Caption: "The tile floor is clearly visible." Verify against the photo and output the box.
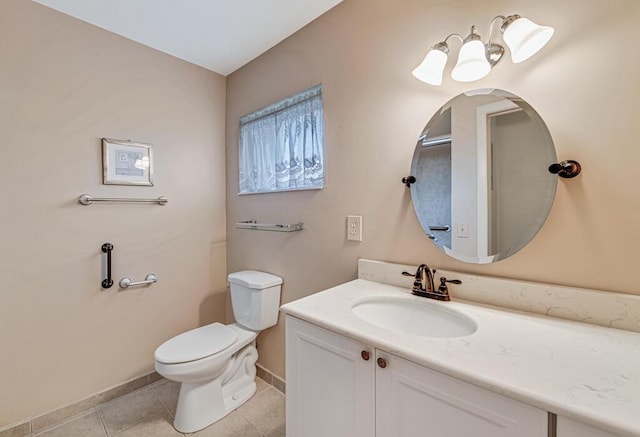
[32,378,285,437]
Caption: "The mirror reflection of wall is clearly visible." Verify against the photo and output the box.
[415,142,451,249]
[410,89,557,264]
[414,107,452,249]
[489,109,553,257]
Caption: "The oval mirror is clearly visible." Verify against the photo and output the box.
[410,89,557,264]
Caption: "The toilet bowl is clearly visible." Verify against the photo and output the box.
[154,270,282,433]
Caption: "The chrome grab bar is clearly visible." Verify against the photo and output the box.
[119,273,158,289]
[79,194,168,206]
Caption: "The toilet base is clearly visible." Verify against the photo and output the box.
[173,378,257,433]
[172,343,258,433]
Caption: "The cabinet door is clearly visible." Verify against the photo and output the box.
[285,316,375,437]
[375,351,547,437]
[557,416,621,437]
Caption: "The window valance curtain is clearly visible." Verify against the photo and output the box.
[238,84,324,194]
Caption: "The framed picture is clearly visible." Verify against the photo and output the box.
[102,138,153,186]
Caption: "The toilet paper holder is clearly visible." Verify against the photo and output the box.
[119,273,158,289]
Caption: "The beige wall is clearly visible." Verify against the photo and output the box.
[226,0,640,378]
[0,1,227,427]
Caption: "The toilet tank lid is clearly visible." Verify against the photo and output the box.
[228,270,282,289]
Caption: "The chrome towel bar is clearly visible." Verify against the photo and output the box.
[79,194,168,206]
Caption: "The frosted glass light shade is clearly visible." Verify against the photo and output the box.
[503,17,554,63]
[451,40,491,82]
[412,48,448,86]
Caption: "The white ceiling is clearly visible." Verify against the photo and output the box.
[33,0,343,75]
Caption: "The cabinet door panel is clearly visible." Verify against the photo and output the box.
[376,351,547,437]
[285,316,375,437]
[557,416,621,437]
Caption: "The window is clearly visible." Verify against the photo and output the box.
[238,84,324,194]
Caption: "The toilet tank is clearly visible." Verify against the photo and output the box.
[227,270,283,331]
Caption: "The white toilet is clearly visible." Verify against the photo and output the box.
[154,270,282,433]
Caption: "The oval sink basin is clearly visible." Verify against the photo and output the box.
[351,297,477,338]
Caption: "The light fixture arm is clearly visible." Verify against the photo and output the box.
[429,34,464,55]
[500,14,521,34]
[442,33,464,45]
[483,17,507,67]
[486,15,506,49]
[463,25,481,43]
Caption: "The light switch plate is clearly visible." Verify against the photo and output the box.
[347,215,362,241]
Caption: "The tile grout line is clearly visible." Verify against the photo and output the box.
[233,386,273,423]
[101,387,155,437]
[95,406,109,437]
[237,411,262,437]
[31,408,100,437]
[262,420,285,437]
[233,390,251,427]
[150,381,176,422]
[108,413,174,437]
[235,386,286,437]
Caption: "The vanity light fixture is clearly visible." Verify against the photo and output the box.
[412,14,554,86]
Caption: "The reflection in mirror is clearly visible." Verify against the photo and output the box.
[410,89,557,264]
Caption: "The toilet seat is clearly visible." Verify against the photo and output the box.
[155,323,239,364]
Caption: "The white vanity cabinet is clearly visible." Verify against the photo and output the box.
[286,315,548,437]
[556,417,621,437]
[285,315,375,437]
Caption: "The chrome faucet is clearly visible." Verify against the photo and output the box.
[402,264,460,301]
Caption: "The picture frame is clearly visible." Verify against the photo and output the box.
[102,138,154,186]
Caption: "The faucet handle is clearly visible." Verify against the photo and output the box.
[403,272,424,293]
[438,277,461,294]
[402,266,427,293]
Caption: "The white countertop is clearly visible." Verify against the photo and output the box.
[280,279,640,436]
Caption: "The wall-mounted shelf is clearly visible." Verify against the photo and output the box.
[236,221,303,232]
